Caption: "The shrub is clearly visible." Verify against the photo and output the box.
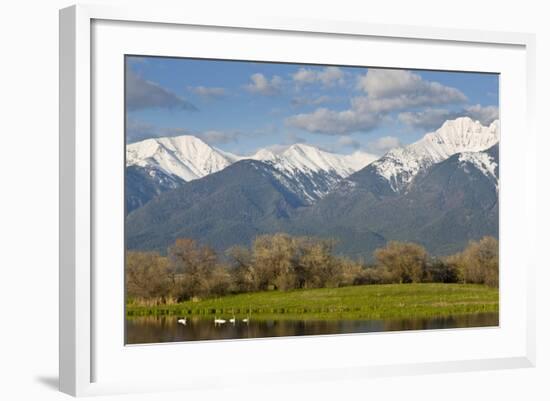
[423,258,460,283]
[355,266,395,285]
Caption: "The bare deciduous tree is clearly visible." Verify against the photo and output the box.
[169,238,218,299]
[226,245,258,292]
[449,236,499,287]
[252,233,298,290]
[125,251,172,303]
[374,241,428,283]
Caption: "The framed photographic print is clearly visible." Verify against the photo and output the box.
[59,4,536,397]
[124,56,501,345]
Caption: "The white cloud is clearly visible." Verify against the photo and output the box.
[291,95,332,107]
[357,69,467,104]
[126,67,197,111]
[245,73,283,95]
[292,67,345,87]
[189,86,226,99]
[318,67,345,86]
[366,136,402,155]
[398,104,499,131]
[292,68,317,84]
[285,100,382,135]
[398,109,455,131]
[463,104,499,125]
[126,119,241,145]
[357,69,420,97]
[286,69,468,135]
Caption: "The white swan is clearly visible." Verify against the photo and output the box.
[229,316,236,324]
[243,306,251,324]
[177,318,187,325]
[214,317,226,325]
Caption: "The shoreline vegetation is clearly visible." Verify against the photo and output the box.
[126,283,499,321]
[126,234,499,321]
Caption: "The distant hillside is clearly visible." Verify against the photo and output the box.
[294,144,499,258]
[126,117,500,260]
[126,165,185,214]
[126,160,307,252]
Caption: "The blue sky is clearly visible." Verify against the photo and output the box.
[125,56,499,156]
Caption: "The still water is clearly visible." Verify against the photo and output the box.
[126,313,499,344]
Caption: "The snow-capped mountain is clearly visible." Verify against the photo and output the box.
[126,117,499,213]
[371,117,499,192]
[250,144,375,178]
[126,165,186,214]
[126,136,239,182]
[126,117,502,261]
[127,143,500,258]
[127,136,378,205]
[249,144,378,202]
[127,136,376,183]
[458,145,499,190]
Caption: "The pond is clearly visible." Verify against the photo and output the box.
[126,312,499,344]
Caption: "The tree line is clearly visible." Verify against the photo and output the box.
[126,234,498,305]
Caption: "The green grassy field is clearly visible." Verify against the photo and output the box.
[126,283,499,321]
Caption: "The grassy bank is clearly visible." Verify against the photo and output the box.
[126,283,498,321]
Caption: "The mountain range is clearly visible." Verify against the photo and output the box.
[125,116,500,260]
[126,135,377,212]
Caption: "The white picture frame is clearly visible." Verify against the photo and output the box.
[59,4,536,397]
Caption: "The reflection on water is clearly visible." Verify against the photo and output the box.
[126,313,499,344]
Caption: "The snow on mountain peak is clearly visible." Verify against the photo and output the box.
[251,142,376,178]
[417,116,499,159]
[458,149,499,186]
[373,117,499,191]
[249,143,378,203]
[127,134,379,202]
[126,117,497,198]
[126,135,238,181]
[344,151,380,172]
[251,148,278,161]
